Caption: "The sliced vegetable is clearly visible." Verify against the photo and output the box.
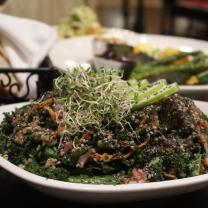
[136,79,167,101]
[138,79,149,89]
[128,79,139,91]
[128,79,150,99]
[132,83,179,110]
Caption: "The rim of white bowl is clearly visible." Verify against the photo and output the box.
[0,101,208,193]
[0,156,208,193]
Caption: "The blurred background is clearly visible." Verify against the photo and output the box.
[1,0,208,104]
[1,0,208,40]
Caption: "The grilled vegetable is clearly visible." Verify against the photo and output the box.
[131,51,208,84]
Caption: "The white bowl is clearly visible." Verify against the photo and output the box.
[0,101,208,203]
[49,28,208,96]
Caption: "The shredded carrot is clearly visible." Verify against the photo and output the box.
[93,140,148,161]
[51,132,57,140]
[163,172,177,179]
[122,150,135,159]
[44,106,56,122]
[93,151,134,161]
[82,132,89,140]
[36,98,54,109]
[50,123,65,140]
[118,141,148,160]
[137,140,148,148]
[140,115,147,126]
[76,149,96,168]
[93,153,113,161]
[152,113,159,128]
[203,157,208,165]
[197,120,208,129]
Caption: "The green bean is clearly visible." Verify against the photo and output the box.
[132,56,208,80]
[147,51,200,66]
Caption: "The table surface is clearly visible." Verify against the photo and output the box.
[0,167,207,208]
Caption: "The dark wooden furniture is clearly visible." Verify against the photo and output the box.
[162,0,208,39]
[133,0,145,32]
[122,0,145,32]
[0,0,7,5]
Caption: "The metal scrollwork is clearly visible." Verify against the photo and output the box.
[8,82,21,98]
[0,68,59,104]
[0,72,12,88]
[18,72,35,100]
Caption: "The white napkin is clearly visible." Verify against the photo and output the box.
[0,13,57,97]
[0,13,57,67]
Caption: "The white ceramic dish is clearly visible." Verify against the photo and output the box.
[49,28,208,95]
[0,101,208,203]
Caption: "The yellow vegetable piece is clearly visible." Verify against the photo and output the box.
[160,48,189,65]
[159,48,180,59]
[133,43,142,53]
[186,76,199,85]
[133,43,156,54]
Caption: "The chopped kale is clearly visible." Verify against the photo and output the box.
[0,69,207,184]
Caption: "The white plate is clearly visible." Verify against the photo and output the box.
[49,28,208,95]
[0,101,208,203]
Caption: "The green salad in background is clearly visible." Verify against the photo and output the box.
[59,6,104,38]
